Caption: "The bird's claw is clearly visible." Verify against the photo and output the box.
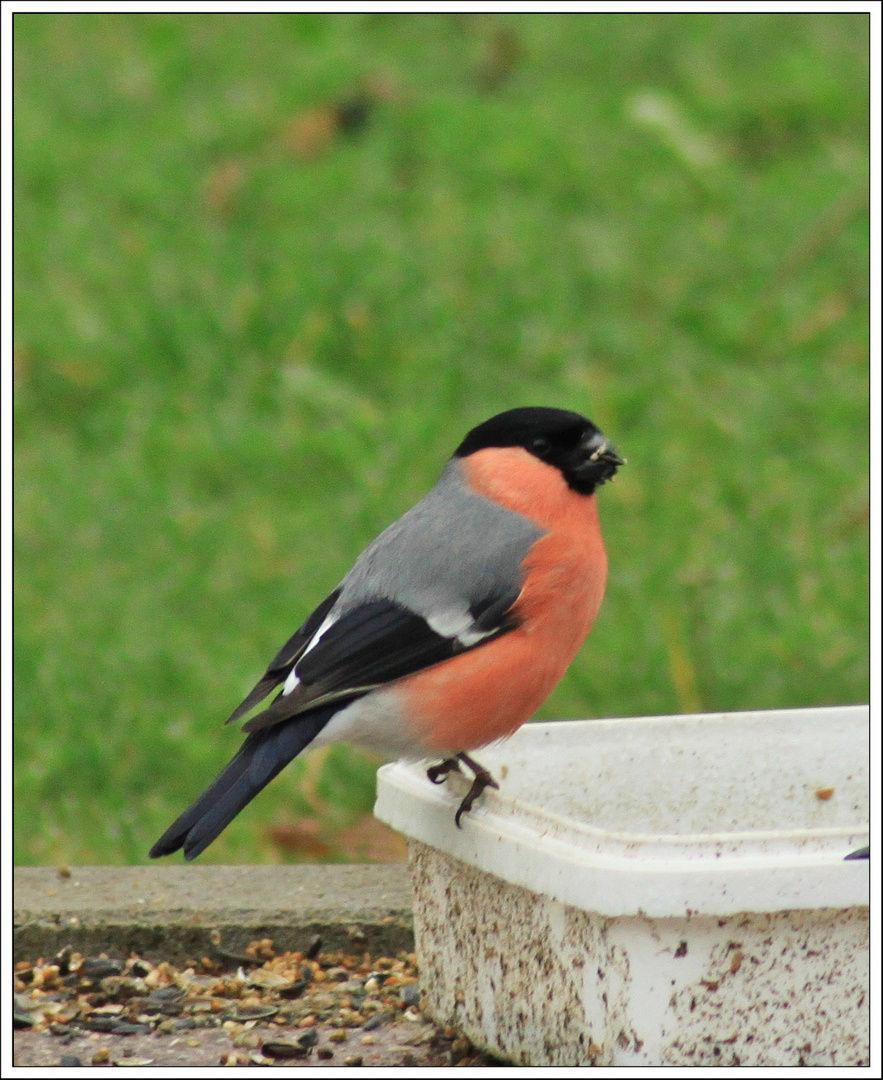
[454,769,500,828]
[426,758,462,784]
[427,752,500,827]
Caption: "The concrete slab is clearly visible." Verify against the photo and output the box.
[14,865,414,963]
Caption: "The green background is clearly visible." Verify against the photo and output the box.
[14,12,869,864]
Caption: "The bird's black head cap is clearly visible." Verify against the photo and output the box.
[453,406,624,495]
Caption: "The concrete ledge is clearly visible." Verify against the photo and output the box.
[14,865,414,964]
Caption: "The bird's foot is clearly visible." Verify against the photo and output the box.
[426,758,462,784]
[453,753,499,828]
[427,753,499,825]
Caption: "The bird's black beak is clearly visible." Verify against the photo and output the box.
[568,429,625,493]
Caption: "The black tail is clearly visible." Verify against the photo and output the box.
[149,708,336,861]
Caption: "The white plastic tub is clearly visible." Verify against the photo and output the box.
[375,706,869,1066]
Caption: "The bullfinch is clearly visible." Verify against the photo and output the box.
[150,406,623,861]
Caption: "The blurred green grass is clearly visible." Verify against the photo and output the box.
[14,12,869,864]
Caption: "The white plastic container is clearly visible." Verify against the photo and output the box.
[375,706,869,1066]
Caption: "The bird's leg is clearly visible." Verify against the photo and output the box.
[453,752,499,828]
[426,757,462,785]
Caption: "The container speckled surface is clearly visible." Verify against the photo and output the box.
[375,707,869,1066]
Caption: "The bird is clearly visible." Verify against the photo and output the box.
[150,406,624,861]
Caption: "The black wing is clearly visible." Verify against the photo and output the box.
[241,594,520,733]
[224,589,341,726]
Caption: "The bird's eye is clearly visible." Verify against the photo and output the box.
[530,436,551,455]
